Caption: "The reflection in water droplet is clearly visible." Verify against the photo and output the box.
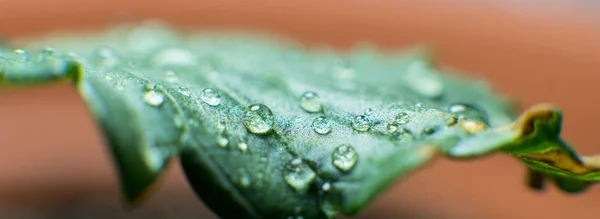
[448,103,489,125]
[332,145,358,173]
[351,115,370,132]
[395,112,409,124]
[143,90,165,107]
[238,169,251,188]
[243,104,275,134]
[200,88,221,106]
[284,158,316,192]
[164,70,179,83]
[299,91,322,113]
[14,49,29,62]
[312,116,332,135]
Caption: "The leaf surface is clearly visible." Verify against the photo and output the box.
[1,21,599,219]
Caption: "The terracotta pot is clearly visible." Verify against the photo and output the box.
[1,1,599,218]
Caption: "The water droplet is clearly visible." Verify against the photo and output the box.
[14,49,29,62]
[216,134,229,148]
[284,158,316,192]
[332,144,358,173]
[385,123,398,133]
[237,139,248,152]
[364,108,374,115]
[395,112,409,124]
[422,126,436,135]
[173,115,184,128]
[238,169,251,188]
[152,48,197,67]
[142,148,167,172]
[39,47,55,61]
[448,103,489,125]
[312,116,332,135]
[299,91,322,113]
[164,70,179,83]
[143,90,164,107]
[351,115,370,132]
[321,182,332,192]
[177,86,191,97]
[93,46,119,67]
[200,88,221,106]
[243,104,275,134]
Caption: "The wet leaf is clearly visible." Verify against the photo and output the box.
[1,21,599,219]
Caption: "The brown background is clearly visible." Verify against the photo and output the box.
[1,0,600,218]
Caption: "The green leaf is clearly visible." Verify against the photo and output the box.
[1,21,599,219]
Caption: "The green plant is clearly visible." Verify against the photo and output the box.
[1,21,599,219]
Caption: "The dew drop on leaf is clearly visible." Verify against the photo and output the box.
[164,70,179,83]
[142,90,165,107]
[200,88,221,106]
[332,144,358,173]
[243,104,275,134]
[312,116,332,135]
[216,133,229,148]
[284,158,316,192]
[364,108,374,115]
[13,49,29,62]
[299,91,322,113]
[177,86,191,97]
[448,103,489,125]
[237,139,248,152]
[321,182,331,192]
[39,47,55,61]
[395,112,409,124]
[385,123,398,133]
[351,115,370,132]
[238,168,251,188]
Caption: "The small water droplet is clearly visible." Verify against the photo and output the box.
[299,91,322,113]
[332,144,358,173]
[173,115,184,128]
[14,49,29,62]
[364,108,374,115]
[448,103,489,125]
[200,88,221,106]
[164,70,179,83]
[284,158,316,192]
[397,128,415,142]
[321,182,332,192]
[385,123,398,133]
[39,47,55,61]
[312,116,332,135]
[395,112,409,124]
[177,86,191,97]
[238,169,251,188]
[143,90,164,107]
[145,83,157,90]
[237,139,248,152]
[243,104,275,134]
[216,134,229,148]
[93,46,119,67]
[351,115,370,132]
[422,126,436,135]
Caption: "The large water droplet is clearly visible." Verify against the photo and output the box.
[351,115,370,132]
[200,88,221,106]
[299,91,323,113]
[284,158,316,192]
[448,103,489,125]
[395,112,409,124]
[312,116,332,135]
[243,104,275,134]
[332,144,358,173]
[143,90,165,107]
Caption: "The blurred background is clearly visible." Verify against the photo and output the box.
[1,0,600,218]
